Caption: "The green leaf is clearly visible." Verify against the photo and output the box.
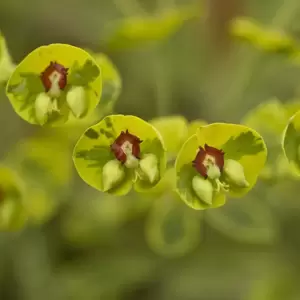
[6,43,102,126]
[205,196,278,244]
[145,193,201,258]
[222,131,265,160]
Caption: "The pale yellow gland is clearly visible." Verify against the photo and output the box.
[35,92,52,125]
[139,154,159,183]
[192,175,213,205]
[48,71,63,97]
[223,159,249,188]
[66,86,87,118]
[203,155,221,180]
[102,159,125,192]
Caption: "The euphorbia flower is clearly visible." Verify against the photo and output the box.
[73,115,166,195]
[175,123,267,210]
[0,166,27,231]
[6,43,102,126]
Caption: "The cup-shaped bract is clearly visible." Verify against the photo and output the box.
[73,115,167,195]
[242,99,300,180]
[0,166,27,231]
[150,115,189,157]
[0,32,15,85]
[6,43,102,126]
[88,51,122,109]
[175,123,267,210]
[282,110,300,175]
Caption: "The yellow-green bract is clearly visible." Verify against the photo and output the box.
[282,110,300,175]
[73,114,167,195]
[175,123,267,210]
[0,166,27,231]
[242,99,300,180]
[0,32,15,85]
[6,43,102,126]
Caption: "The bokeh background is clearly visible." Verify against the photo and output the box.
[1,0,300,299]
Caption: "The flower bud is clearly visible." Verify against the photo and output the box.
[139,154,159,183]
[102,160,125,192]
[192,175,213,205]
[66,86,87,118]
[35,92,52,124]
[223,159,249,188]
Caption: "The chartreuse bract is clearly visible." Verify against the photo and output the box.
[6,43,102,126]
[0,166,27,231]
[282,110,300,175]
[175,123,267,210]
[73,115,166,195]
[242,99,300,180]
[0,32,15,85]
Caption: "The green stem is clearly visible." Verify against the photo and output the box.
[152,45,171,117]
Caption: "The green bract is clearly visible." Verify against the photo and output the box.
[106,5,200,50]
[73,114,166,195]
[242,99,300,180]
[0,32,15,85]
[88,50,122,110]
[175,123,267,210]
[0,166,27,231]
[282,109,300,175]
[6,43,102,126]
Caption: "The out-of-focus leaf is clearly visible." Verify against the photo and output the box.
[205,196,278,244]
[105,5,200,50]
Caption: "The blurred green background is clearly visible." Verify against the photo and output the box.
[1,0,300,299]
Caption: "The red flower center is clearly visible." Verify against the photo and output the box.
[40,61,68,93]
[192,144,224,178]
[110,130,143,164]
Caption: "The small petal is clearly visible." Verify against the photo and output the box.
[35,92,52,125]
[66,86,87,118]
[223,159,249,188]
[192,175,213,205]
[139,154,159,183]
[102,159,125,191]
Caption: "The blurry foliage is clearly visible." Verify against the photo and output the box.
[1,0,300,300]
